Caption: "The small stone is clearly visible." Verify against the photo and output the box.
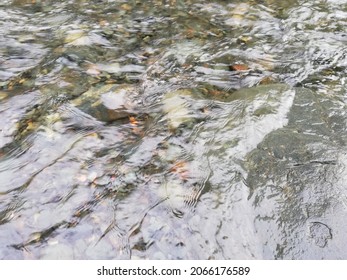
[45,113,61,124]
[259,76,276,85]
[64,30,85,44]
[237,35,252,44]
[96,63,121,74]
[100,88,127,110]
[121,3,132,11]
[68,36,92,46]
[94,176,111,186]
[86,64,101,76]
[0,92,8,100]
[18,34,35,43]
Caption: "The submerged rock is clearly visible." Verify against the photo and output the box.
[162,89,193,130]
[64,30,111,47]
[71,84,137,122]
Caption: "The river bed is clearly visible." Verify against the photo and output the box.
[0,0,347,259]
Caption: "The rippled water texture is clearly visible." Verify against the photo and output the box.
[0,0,346,259]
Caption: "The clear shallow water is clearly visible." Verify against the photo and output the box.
[0,0,346,259]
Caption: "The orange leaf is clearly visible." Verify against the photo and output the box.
[229,64,249,71]
[129,116,138,126]
[209,89,223,96]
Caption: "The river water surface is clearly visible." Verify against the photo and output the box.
[0,0,347,259]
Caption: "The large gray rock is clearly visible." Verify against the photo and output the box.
[245,87,347,259]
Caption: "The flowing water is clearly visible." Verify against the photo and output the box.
[0,0,347,259]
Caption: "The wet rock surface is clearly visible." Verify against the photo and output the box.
[246,87,347,259]
[71,84,139,123]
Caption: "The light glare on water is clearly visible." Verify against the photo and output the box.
[0,0,346,259]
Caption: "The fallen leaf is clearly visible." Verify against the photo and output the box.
[129,116,138,126]
[209,89,224,96]
[170,161,189,180]
[99,20,109,26]
[86,64,101,76]
[229,64,249,71]
[201,107,209,114]
[237,35,252,44]
[121,3,132,11]
[26,121,36,130]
